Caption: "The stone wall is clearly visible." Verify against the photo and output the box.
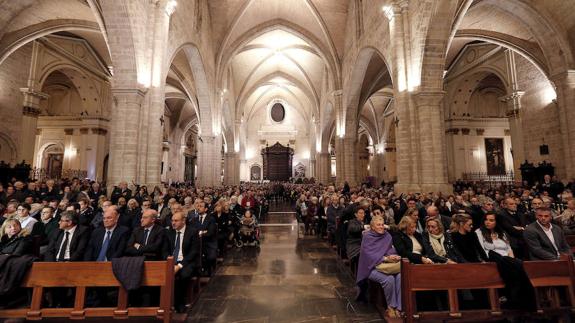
[0,43,32,161]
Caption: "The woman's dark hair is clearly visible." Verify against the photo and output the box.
[479,212,507,243]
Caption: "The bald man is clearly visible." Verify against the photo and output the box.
[125,209,167,260]
[84,207,130,261]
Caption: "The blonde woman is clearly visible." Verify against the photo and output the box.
[0,219,33,256]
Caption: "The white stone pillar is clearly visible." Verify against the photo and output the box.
[141,0,173,187]
[107,88,146,189]
[500,91,525,181]
[415,91,451,193]
[197,135,222,187]
[224,152,240,185]
[552,71,575,180]
[19,90,48,163]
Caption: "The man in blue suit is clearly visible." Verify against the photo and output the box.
[84,206,129,261]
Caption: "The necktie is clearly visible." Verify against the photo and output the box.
[58,231,70,261]
[143,229,150,245]
[173,231,181,259]
[97,231,112,261]
[201,215,205,224]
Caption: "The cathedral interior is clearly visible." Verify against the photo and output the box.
[0,0,573,190]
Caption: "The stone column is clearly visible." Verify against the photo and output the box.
[552,71,575,180]
[19,89,48,163]
[107,88,146,189]
[91,127,108,181]
[316,152,331,184]
[342,136,358,186]
[500,91,525,180]
[335,137,345,186]
[384,145,397,182]
[141,0,173,187]
[224,152,240,185]
[197,136,222,187]
[415,91,451,193]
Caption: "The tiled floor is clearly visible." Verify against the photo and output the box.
[186,202,384,323]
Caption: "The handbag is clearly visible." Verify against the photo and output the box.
[375,261,400,274]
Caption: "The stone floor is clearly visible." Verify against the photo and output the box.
[186,202,384,323]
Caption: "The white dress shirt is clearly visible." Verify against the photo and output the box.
[56,225,77,260]
[175,225,186,263]
[102,226,116,245]
[536,221,559,256]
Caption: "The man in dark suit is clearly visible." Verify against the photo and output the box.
[111,181,132,204]
[125,209,167,260]
[188,201,217,275]
[44,211,89,262]
[524,207,571,260]
[84,207,129,261]
[167,211,201,312]
[499,198,530,259]
[425,206,451,232]
[78,198,95,228]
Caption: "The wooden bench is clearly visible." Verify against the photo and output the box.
[0,257,175,323]
[401,256,575,322]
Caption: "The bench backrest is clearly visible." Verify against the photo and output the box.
[0,257,175,323]
[401,256,575,323]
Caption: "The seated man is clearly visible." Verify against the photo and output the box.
[524,207,571,260]
[84,207,130,261]
[44,211,89,262]
[167,211,200,312]
[125,209,167,260]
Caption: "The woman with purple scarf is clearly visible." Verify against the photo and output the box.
[356,215,402,318]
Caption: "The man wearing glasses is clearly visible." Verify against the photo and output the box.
[44,211,89,262]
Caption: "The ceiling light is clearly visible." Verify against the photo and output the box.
[382,6,394,20]
[165,0,177,15]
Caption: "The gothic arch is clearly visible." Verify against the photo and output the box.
[344,46,393,139]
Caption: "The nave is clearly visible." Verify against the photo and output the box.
[186,203,383,323]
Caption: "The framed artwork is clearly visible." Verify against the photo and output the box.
[485,138,506,175]
[250,164,261,181]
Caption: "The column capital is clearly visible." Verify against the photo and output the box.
[500,91,524,117]
[499,91,525,103]
[414,90,445,106]
[20,88,49,100]
[112,88,147,100]
[22,106,41,117]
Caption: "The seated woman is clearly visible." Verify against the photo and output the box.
[450,214,486,263]
[0,218,33,256]
[356,215,401,318]
[346,207,367,272]
[475,212,536,311]
[392,216,435,264]
[239,210,258,246]
[422,217,460,263]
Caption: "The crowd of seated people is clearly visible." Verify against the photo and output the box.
[289,176,575,318]
[0,176,274,313]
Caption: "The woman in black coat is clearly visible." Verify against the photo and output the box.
[392,216,436,264]
[0,218,33,256]
[421,217,462,263]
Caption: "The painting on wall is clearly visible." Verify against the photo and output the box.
[485,138,506,175]
[250,164,261,181]
[294,162,305,178]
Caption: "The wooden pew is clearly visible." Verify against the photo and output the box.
[565,235,575,253]
[0,257,175,323]
[401,256,575,322]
